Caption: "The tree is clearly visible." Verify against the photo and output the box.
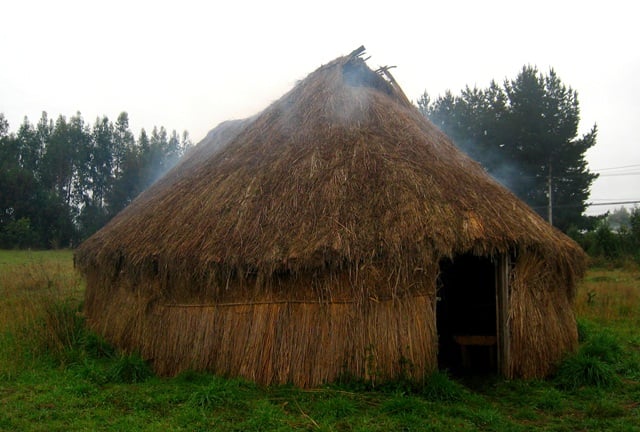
[605,206,630,232]
[27,113,88,246]
[75,116,115,239]
[503,66,597,229]
[181,130,193,155]
[113,112,134,175]
[15,117,41,173]
[0,115,41,248]
[41,115,72,205]
[89,116,115,208]
[630,207,640,250]
[0,114,8,139]
[420,66,598,231]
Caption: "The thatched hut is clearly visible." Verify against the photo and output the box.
[75,47,586,387]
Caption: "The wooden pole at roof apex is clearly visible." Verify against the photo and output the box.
[349,45,367,59]
[377,66,411,106]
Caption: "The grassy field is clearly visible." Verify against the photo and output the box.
[1,251,639,431]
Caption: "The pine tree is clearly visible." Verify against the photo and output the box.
[421,66,598,231]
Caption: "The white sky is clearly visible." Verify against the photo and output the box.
[1,0,638,216]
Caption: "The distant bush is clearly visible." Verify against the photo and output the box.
[571,208,640,264]
[0,218,38,249]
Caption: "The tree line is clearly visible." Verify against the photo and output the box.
[0,112,191,248]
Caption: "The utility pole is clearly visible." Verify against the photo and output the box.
[547,162,553,226]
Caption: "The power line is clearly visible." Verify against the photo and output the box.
[530,200,640,210]
[587,200,640,207]
[598,172,640,177]
[591,163,640,172]
[590,198,640,202]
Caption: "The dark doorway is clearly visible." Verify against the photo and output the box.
[436,254,497,375]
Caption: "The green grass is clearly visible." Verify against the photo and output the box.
[1,251,639,431]
[0,249,75,268]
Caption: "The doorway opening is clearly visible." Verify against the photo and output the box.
[436,253,498,375]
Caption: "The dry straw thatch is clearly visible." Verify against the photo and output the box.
[75,47,586,387]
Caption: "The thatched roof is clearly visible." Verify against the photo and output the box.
[76,47,585,291]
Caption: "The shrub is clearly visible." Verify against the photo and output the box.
[0,218,38,249]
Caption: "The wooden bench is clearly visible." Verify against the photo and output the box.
[453,335,497,369]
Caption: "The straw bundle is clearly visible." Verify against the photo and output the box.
[508,249,581,378]
[76,48,586,386]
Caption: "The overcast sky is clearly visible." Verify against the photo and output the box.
[1,0,638,215]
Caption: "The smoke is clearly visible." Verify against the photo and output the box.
[454,137,534,197]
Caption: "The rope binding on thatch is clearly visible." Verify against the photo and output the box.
[163,293,431,308]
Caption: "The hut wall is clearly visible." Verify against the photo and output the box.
[507,252,578,378]
[83,270,438,388]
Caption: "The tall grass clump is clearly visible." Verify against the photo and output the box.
[555,352,619,390]
[581,332,623,364]
[0,252,85,373]
[555,330,623,390]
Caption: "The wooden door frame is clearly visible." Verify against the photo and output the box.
[495,254,511,376]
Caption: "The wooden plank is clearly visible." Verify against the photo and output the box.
[454,335,497,370]
[453,335,497,346]
[348,45,366,59]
